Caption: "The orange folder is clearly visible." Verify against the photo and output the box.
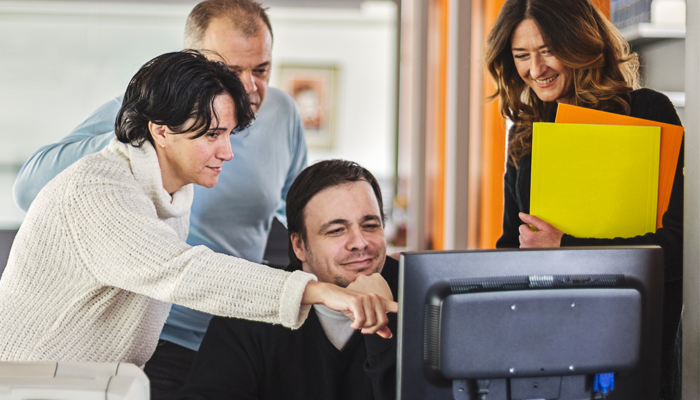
[555,103,684,229]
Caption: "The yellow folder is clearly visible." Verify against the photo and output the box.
[530,122,660,239]
[555,103,684,229]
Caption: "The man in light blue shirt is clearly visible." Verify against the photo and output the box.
[12,0,307,398]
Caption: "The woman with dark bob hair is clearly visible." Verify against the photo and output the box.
[486,0,682,394]
[0,50,395,367]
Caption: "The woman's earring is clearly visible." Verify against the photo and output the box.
[161,143,165,148]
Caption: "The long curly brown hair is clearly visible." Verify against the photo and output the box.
[485,0,640,166]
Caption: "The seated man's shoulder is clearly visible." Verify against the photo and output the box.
[381,256,400,292]
[208,314,294,341]
[205,313,311,357]
[383,255,399,271]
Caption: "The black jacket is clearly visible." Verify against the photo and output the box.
[495,88,683,386]
[177,257,399,400]
[496,88,683,282]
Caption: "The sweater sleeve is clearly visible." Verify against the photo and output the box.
[63,170,314,329]
[496,161,522,248]
[177,317,262,400]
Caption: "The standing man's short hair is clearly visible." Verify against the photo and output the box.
[286,159,385,268]
[184,0,274,49]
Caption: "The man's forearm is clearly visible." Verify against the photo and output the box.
[13,96,123,211]
[14,133,115,210]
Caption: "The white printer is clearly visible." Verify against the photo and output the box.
[0,361,149,400]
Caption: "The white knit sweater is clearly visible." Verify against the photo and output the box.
[0,139,314,367]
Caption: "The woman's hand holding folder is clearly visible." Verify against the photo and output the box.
[518,212,564,248]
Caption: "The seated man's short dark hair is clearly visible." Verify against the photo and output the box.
[285,159,384,268]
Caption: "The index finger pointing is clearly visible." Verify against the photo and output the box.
[383,298,398,314]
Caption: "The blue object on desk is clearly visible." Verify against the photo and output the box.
[594,373,615,394]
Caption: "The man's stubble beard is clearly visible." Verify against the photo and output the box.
[330,261,382,288]
[305,246,384,288]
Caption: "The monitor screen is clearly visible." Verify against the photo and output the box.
[396,247,664,400]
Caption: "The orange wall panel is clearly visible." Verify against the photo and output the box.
[478,79,506,249]
[591,0,611,17]
[477,0,507,249]
[425,0,450,250]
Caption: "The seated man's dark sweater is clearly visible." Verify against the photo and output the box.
[177,256,398,400]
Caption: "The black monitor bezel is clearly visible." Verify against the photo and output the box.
[396,247,664,400]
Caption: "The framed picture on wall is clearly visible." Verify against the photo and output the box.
[277,64,339,150]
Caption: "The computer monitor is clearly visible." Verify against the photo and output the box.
[396,247,664,400]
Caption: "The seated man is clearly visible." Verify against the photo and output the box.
[177,159,397,400]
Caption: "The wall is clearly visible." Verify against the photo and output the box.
[269,2,397,182]
[0,1,188,228]
[637,38,686,121]
[0,0,397,228]
[0,2,189,165]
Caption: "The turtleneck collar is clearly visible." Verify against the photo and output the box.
[105,138,193,220]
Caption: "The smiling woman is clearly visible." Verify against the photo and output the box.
[509,19,573,104]
[0,50,396,368]
[485,0,641,164]
[483,0,684,396]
